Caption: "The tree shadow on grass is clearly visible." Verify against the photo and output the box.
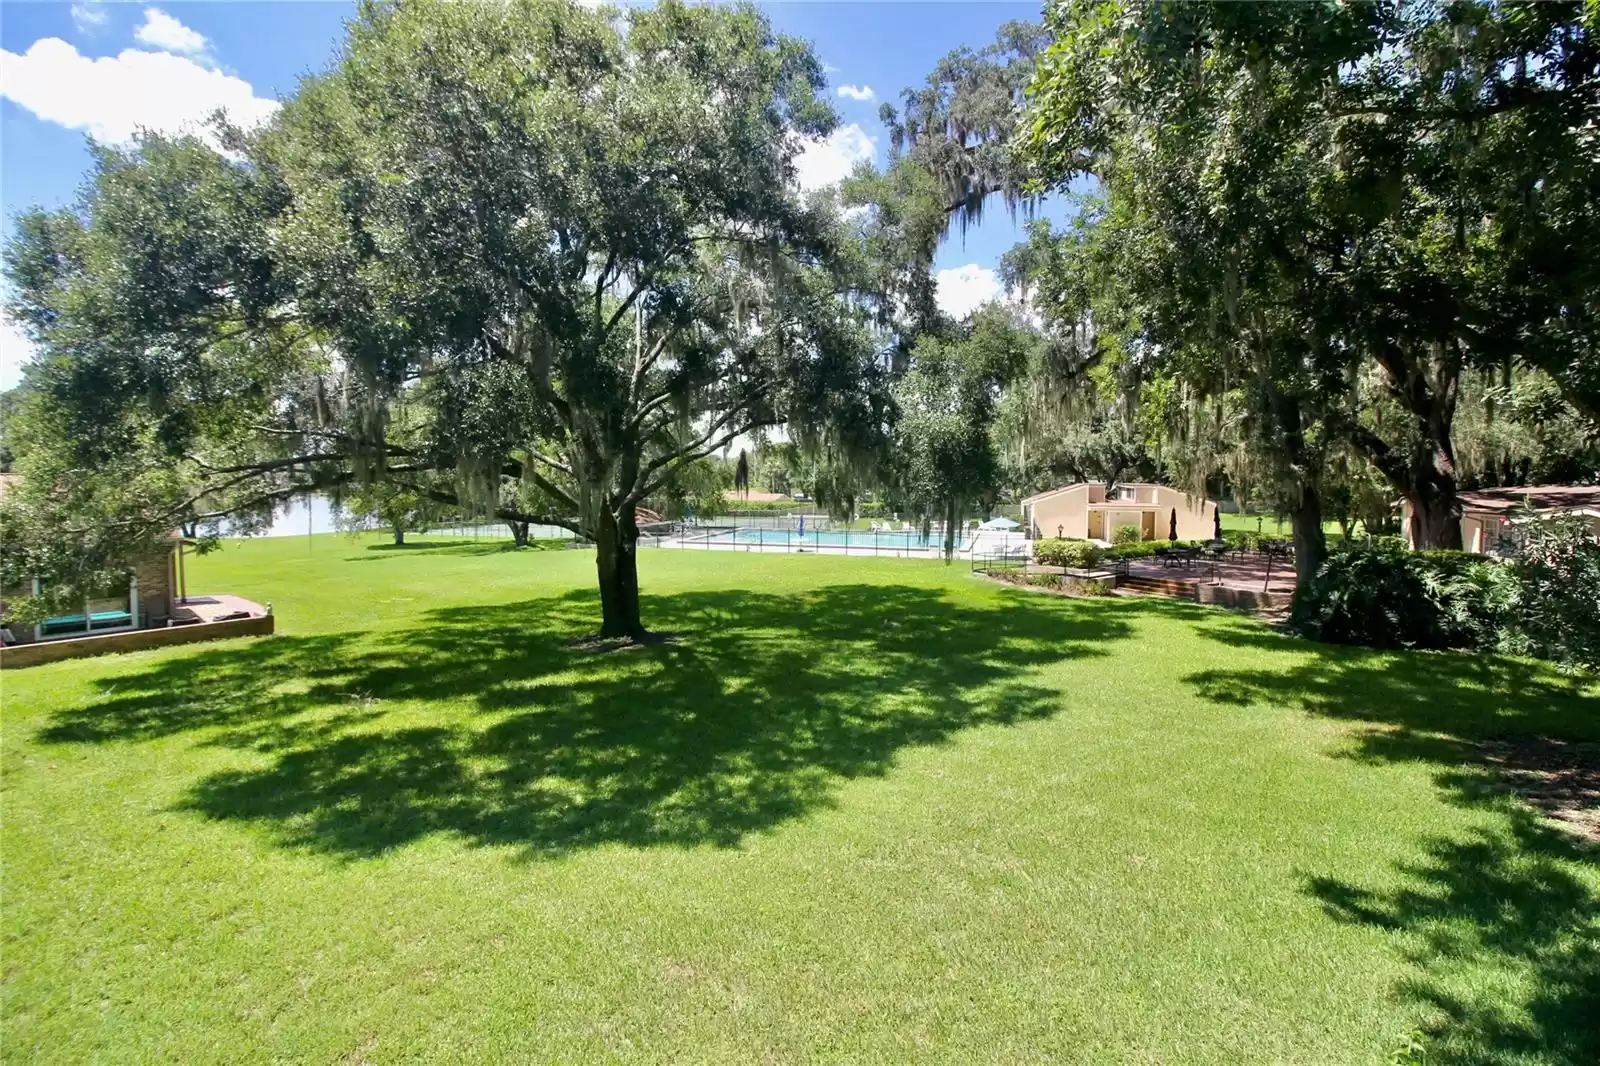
[346,539,536,560]
[40,583,1129,860]
[1309,813,1599,1066]
[1184,623,1600,1066]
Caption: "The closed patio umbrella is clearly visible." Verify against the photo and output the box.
[1213,504,1223,541]
[1169,507,1178,541]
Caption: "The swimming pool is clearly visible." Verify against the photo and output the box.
[726,528,937,549]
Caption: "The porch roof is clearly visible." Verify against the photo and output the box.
[1459,485,1600,518]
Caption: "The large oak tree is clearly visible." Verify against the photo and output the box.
[5,0,890,638]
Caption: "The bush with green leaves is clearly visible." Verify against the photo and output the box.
[1293,518,1599,672]
[722,499,803,513]
[1112,525,1143,547]
[1222,529,1263,552]
[1034,538,1104,569]
[1290,547,1509,651]
[1500,510,1600,671]
[1105,540,1207,561]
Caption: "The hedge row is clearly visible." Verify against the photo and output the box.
[1035,537,1222,566]
[1104,539,1209,561]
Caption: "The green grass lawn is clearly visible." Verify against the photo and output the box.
[4,535,1597,1065]
[1219,511,1353,537]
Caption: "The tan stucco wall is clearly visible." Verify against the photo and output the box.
[1103,508,1147,540]
[1027,485,1214,542]
[1028,485,1089,539]
[1150,487,1215,541]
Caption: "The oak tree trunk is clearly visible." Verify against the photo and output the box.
[1406,469,1464,550]
[1289,485,1327,587]
[507,520,530,548]
[392,526,405,546]
[595,506,643,639]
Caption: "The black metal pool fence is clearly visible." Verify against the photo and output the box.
[430,508,1030,559]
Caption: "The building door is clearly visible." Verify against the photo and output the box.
[1141,511,1156,541]
[1087,511,1104,540]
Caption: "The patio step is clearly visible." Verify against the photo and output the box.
[1119,574,1199,599]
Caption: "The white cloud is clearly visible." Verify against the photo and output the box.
[70,3,108,34]
[836,84,875,102]
[0,38,279,145]
[134,8,207,55]
[0,315,37,392]
[793,123,875,191]
[935,264,1003,320]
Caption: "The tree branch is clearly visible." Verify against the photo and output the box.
[627,418,775,508]
[525,450,573,477]
[628,386,681,436]
[392,479,583,537]
[521,467,581,513]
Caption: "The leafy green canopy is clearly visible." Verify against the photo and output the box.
[889,306,1032,555]
[1021,0,1600,556]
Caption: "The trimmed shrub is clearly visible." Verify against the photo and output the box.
[722,499,804,513]
[1034,538,1104,569]
[1112,524,1143,546]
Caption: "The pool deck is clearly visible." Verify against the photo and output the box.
[1122,555,1298,598]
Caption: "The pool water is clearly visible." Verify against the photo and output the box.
[727,528,937,549]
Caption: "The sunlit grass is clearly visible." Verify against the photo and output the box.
[3,534,1596,1064]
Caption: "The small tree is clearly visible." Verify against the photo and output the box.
[891,307,1030,559]
[336,482,441,547]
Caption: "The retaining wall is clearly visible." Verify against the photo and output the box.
[1,614,274,669]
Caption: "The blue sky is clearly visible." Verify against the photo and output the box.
[1,1,1057,388]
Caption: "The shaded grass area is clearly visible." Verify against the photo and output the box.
[1188,624,1600,1063]
[44,582,1111,858]
[2,535,1596,1064]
